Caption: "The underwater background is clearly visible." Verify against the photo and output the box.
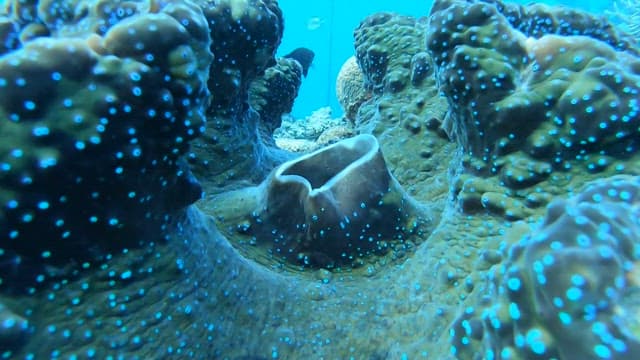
[1,0,640,359]
[277,0,614,118]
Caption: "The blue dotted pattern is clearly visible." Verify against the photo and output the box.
[449,175,640,359]
[426,0,640,170]
[0,0,212,294]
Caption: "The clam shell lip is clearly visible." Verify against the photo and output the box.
[274,134,381,194]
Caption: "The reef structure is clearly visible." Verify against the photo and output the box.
[427,0,640,168]
[450,175,640,359]
[248,56,304,136]
[351,11,453,204]
[336,55,370,123]
[187,0,293,191]
[425,0,640,358]
[426,0,640,220]
[1,0,640,359]
[0,0,212,292]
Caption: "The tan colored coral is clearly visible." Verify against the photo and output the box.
[316,125,355,146]
[336,55,369,122]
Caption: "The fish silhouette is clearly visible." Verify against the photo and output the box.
[283,47,315,77]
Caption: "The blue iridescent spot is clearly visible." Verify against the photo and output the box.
[508,303,520,320]
[550,241,563,250]
[566,287,582,301]
[576,234,591,247]
[611,339,627,352]
[39,157,57,168]
[558,312,572,324]
[526,329,546,355]
[32,126,50,136]
[571,274,585,286]
[10,149,23,158]
[23,100,36,110]
[507,277,521,291]
[619,191,631,201]
[553,297,564,308]
[593,344,611,358]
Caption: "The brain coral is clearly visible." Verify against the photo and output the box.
[427,0,640,173]
[335,55,369,123]
[0,0,212,292]
[450,175,640,359]
[354,12,428,95]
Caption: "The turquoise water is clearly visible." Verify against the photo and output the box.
[278,0,433,118]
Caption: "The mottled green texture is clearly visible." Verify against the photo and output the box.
[427,0,640,221]
[428,0,640,165]
[354,12,425,94]
[450,175,640,359]
[352,12,452,205]
[0,299,29,350]
[0,0,211,291]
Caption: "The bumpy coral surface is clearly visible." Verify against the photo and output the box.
[428,0,640,167]
[352,11,452,204]
[336,55,369,122]
[450,175,640,359]
[248,56,303,134]
[187,0,289,192]
[3,0,640,359]
[427,0,640,223]
[201,0,284,115]
[0,0,212,292]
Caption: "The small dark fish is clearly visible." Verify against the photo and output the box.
[283,47,315,77]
